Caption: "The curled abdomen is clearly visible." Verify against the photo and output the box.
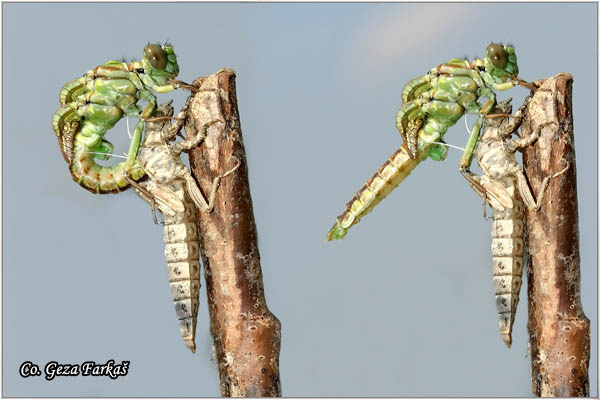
[53,102,145,194]
[70,139,144,194]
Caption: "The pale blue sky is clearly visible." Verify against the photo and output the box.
[3,2,597,397]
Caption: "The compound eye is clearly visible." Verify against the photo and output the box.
[487,43,508,69]
[144,44,167,69]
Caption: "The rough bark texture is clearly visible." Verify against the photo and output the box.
[184,69,282,397]
[521,73,590,397]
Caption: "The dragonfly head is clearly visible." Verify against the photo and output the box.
[142,43,180,84]
[483,43,519,83]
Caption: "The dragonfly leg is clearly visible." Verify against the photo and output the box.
[124,118,144,171]
[499,96,530,138]
[170,119,224,155]
[516,159,570,211]
[459,114,483,172]
[162,97,193,141]
[127,178,162,224]
[184,156,241,213]
[395,100,424,159]
[506,122,555,153]
[514,77,538,91]
[169,79,200,92]
[461,170,490,219]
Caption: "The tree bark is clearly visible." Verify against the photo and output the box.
[184,69,282,397]
[522,73,590,397]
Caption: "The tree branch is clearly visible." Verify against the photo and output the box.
[184,69,282,397]
[522,73,590,397]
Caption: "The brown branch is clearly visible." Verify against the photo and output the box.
[184,69,282,397]
[522,73,590,397]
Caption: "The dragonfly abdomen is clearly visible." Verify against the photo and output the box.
[327,145,426,240]
[491,182,524,348]
[163,186,201,353]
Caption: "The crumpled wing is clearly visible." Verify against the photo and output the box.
[481,177,514,211]
[151,185,186,216]
[51,105,80,164]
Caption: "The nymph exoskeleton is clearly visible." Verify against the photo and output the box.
[129,100,239,353]
[462,98,569,348]
[52,43,196,193]
[327,43,533,240]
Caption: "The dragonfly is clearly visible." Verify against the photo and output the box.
[52,43,196,193]
[327,43,534,240]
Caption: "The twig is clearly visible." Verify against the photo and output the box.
[521,73,590,397]
[184,69,282,397]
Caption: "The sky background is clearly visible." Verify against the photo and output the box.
[2,2,597,397]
